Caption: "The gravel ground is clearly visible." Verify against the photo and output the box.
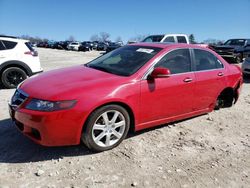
[0,48,250,188]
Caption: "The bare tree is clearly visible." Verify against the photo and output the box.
[115,36,122,42]
[90,34,100,42]
[100,32,110,42]
[67,35,75,42]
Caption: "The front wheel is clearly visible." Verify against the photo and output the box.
[81,105,130,152]
[236,53,243,64]
[1,67,27,89]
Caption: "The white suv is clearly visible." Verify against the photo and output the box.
[142,34,190,44]
[67,42,81,51]
[0,36,43,88]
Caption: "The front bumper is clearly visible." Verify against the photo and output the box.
[8,103,84,146]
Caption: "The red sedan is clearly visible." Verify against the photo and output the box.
[9,43,242,151]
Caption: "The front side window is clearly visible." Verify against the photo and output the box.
[87,45,162,76]
[194,49,224,71]
[163,36,175,43]
[155,49,191,74]
[1,40,17,50]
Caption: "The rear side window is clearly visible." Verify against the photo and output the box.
[194,49,224,71]
[2,40,17,50]
[155,49,191,74]
[177,36,187,43]
[0,41,6,50]
[163,36,175,43]
[142,35,164,42]
[25,42,35,51]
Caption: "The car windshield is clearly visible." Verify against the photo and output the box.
[86,45,162,76]
[224,39,246,46]
[142,35,164,42]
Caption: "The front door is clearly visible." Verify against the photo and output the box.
[139,48,195,125]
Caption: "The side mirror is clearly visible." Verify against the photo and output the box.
[149,67,171,79]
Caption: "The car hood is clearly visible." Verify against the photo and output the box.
[213,45,242,51]
[20,65,127,101]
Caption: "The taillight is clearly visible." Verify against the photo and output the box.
[24,51,38,57]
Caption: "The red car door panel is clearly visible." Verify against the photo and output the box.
[140,72,196,124]
[192,49,227,110]
[194,70,226,110]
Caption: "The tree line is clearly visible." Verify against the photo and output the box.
[1,33,224,45]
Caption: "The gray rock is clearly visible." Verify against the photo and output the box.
[131,181,138,187]
[35,169,45,176]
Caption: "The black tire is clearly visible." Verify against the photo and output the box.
[81,105,130,152]
[1,67,27,89]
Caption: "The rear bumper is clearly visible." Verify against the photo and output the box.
[9,104,84,146]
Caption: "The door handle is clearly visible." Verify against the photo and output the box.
[183,78,193,83]
[217,72,224,76]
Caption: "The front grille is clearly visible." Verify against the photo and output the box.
[215,48,234,56]
[218,51,234,56]
[11,89,29,107]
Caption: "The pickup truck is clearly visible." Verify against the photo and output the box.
[142,34,190,44]
[210,39,250,63]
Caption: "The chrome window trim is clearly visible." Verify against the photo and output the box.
[141,47,193,80]
[141,47,226,80]
[192,48,225,70]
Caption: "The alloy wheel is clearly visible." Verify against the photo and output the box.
[92,110,126,147]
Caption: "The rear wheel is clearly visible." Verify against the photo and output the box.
[214,89,234,110]
[81,105,130,152]
[1,67,27,89]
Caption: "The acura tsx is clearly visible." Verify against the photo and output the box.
[9,43,242,151]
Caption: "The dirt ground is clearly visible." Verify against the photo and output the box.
[0,48,250,188]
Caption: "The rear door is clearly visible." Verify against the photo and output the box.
[140,48,195,124]
[192,49,226,110]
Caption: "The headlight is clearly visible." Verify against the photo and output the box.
[25,99,77,111]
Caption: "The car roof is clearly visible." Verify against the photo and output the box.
[129,42,206,50]
[0,36,29,43]
[226,39,250,41]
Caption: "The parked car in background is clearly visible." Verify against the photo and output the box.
[58,41,71,50]
[51,41,60,49]
[92,41,99,50]
[106,41,123,52]
[242,56,250,77]
[78,41,92,51]
[142,34,190,44]
[46,41,56,48]
[67,42,81,51]
[97,42,108,51]
[210,39,250,63]
[37,41,49,48]
[9,43,242,152]
[0,35,43,88]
